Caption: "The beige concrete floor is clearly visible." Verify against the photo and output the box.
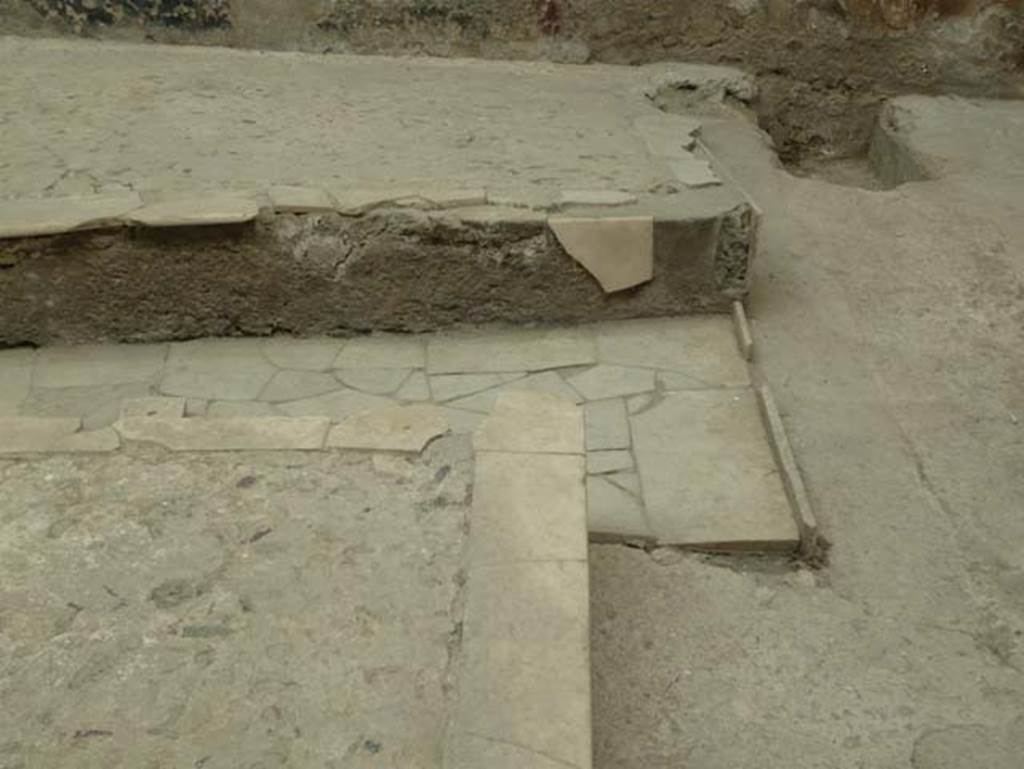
[590,98,1024,767]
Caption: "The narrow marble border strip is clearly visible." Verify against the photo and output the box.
[127,194,260,227]
[447,395,591,769]
[117,416,329,451]
[732,299,754,362]
[755,384,824,559]
[0,417,120,454]
[472,390,585,454]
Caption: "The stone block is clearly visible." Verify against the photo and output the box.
[584,398,630,451]
[162,339,275,400]
[20,382,153,429]
[184,398,209,417]
[329,186,404,215]
[587,475,652,542]
[455,560,591,769]
[118,416,329,451]
[567,364,656,401]
[430,372,524,402]
[605,470,642,496]
[393,371,431,401]
[558,190,638,207]
[259,370,340,402]
[473,391,584,455]
[206,401,281,417]
[325,404,449,453]
[586,449,633,474]
[1,415,78,442]
[435,406,486,435]
[128,194,260,227]
[120,397,186,419]
[633,113,702,158]
[631,389,799,549]
[261,337,342,371]
[446,371,581,413]
[756,384,821,555]
[446,731,580,769]
[276,388,392,419]
[732,299,754,362]
[335,368,411,395]
[669,156,721,187]
[470,451,586,567]
[595,316,749,387]
[0,417,119,453]
[35,343,165,388]
[268,185,337,213]
[396,187,488,210]
[0,349,34,416]
[427,328,596,374]
[334,335,425,369]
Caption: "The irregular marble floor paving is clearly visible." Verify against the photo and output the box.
[0,317,798,549]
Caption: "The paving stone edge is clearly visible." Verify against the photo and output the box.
[754,383,825,560]
[0,185,726,240]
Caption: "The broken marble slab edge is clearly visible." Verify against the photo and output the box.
[0,184,698,240]
[587,530,656,546]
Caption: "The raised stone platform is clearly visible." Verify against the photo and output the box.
[0,37,760,345]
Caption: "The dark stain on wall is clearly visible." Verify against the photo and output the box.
[536,0,561,35]
[28,0,231,31]
[316,0,494,38]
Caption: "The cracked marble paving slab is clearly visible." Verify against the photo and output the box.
[326,404,449,452]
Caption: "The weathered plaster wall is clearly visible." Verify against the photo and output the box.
[1,0,1022,158]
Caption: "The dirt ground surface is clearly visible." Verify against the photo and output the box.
[589,99,1024,766]
[3,1,1022,163]
[0,439,472,769]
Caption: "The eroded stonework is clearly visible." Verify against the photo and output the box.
[28,0,230,31]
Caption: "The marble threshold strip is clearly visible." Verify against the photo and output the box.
[0,398,452,454]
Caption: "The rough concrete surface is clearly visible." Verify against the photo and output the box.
[0,37,747,199]
[590,97,1024,766]
[0,440,472,768]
